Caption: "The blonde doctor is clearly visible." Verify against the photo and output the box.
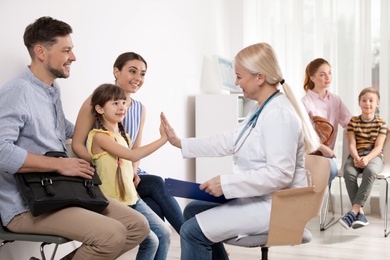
[162,42,320,260]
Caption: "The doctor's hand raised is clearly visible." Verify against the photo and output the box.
[199,176,223,197]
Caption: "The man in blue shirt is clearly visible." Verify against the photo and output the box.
[0,16,149,260]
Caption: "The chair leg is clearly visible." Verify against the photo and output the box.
[320,185,337,230]
[261,247,268,260]
[383,179,389,238]
[40,242,59,260]
[338,176,344,216]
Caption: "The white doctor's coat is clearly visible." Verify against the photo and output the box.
[181,94,308,242]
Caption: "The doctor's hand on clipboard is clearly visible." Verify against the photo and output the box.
[200,176,223,197]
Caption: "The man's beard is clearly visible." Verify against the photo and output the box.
[48,65,69,79]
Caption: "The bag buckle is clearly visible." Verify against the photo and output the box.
[84,179,94,188]
[84,180,97,198]
[41,178,53,186]
[41,178,56,196]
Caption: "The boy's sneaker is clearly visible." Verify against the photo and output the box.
[352,212,369,229]
[339,211,356,229]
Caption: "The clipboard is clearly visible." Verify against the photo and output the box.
[164,178,230,204]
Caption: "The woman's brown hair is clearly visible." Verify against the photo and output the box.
[113,52,147,80]
[303,58,330,93]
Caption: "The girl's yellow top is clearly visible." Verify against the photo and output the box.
[87,129,138,206]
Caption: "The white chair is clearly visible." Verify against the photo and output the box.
[376,134,390,237]
[325,130,390,237]
[224,155,330,260]
[319,130,348,230]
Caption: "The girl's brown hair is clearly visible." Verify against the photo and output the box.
[303,58,330,93]
[91,83,130,200]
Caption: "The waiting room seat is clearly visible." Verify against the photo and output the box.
[376,134,390,237]
[0,220,70,260]
[0,139,77,259]
[324,130,390,237]
[223,155,330,260]
[319,130,348,231]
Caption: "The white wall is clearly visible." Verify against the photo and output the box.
[0,0,243,258]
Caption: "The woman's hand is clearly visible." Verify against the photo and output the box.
[199,176,223,197]
[133,172,141,188]
[319,144,336,158]
[161,112,182,148]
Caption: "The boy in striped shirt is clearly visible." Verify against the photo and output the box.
[339,87,387,229]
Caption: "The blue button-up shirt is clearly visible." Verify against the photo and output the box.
[0,67,74,226]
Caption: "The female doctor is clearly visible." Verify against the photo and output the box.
[161,42,320,260]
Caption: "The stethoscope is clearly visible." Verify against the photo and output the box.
[233,89,281,154]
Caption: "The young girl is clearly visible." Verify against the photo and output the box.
[72,52,184,234]
[88,83,171,260]
[339,87,387,229]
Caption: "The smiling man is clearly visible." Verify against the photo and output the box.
[0,16,149,260]
[24,17,76,83]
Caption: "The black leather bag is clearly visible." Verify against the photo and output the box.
[15,151,109,216]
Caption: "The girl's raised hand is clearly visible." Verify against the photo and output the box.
[160,112,182,148]
[159,118,168,141]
